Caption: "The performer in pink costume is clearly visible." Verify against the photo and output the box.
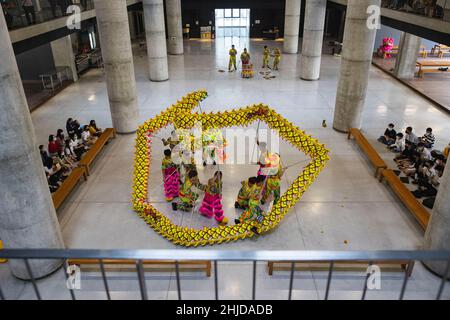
[162,149,180,201]
[378,37,394,59]
[199,171,228,225]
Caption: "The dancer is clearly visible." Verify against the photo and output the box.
[235,177,258,210]
[235,175,266,225]
[228,45,238,72]
[173,170,205,212]
[262,45,270,68]
[273,48,281,70]
[261,154,284,205]
[199,171,228,225]
[162,149,180,202]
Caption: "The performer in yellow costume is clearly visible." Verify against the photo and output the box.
[235,176,266,225]
[173,170,205,212]
[228,45,237,72]
[261,156,284,205]
[262,46,270,68]
[273,48,281,70]
[235,177,257,209]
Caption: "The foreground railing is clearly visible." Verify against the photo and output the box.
[0,249,449,300]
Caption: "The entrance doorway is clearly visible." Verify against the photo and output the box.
[215,9,250,38]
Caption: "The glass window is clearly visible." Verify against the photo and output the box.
[233,9,240,17]
[240,9,248,18]
[224,9,232,18]
[216,9,224,18]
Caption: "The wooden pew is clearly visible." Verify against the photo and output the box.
[268,260,414,277]
[52,167,87,210]
[68,259,212,277]
[347,128,387,178]
[379,169,430,230]
[416,60,450,78]
[79,128,116,176]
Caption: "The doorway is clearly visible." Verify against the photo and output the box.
[215,8,250,38]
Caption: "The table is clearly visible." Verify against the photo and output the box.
[38,66,70,90]
[416,60,450,78]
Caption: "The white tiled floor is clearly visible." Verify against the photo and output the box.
[1,38,450,300]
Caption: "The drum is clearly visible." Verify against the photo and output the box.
[241,63,254,79]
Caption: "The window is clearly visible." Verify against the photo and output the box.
[215,8,250,38]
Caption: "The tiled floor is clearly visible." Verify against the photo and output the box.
[2,38,450,300]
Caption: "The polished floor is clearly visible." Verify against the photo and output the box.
[1,38,450,299]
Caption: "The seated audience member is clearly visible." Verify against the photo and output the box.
[69,133,86,160]
[89,120,103,137]
[421,127,435,149]
[388,133,405,153]
[417,142,433,161]
[81,125,97,146]
[48,135,59,155]
[64,139,78,162]
[378,123,397,146]
[56,129,65,153]
[66,118,75,136]
[44,157,63,184]
[405,127,419,146]
[39,145,50,166]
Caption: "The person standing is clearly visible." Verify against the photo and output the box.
[273,47,281,70]
[262,45,270,68]
[228,45,237,72]
[22,0,36,25]
[240,48,251,65]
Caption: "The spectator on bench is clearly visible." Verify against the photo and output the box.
[64,139,78,162]
[89,120,103,137]
[81,125,97,147]
[48,135,59,155]
[421,127,435,149]
[39,145,51,166]
[378,123,397,146]
[56,129,65,154]
[69,133,87,160]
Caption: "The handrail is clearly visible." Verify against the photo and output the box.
[1,249,450,261]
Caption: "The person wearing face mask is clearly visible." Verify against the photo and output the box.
[378,123,397,146]
[48,135,59,155]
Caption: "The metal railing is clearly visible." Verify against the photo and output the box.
[0,249,449,300]
[3,0,95,31]
[381,0,449,21]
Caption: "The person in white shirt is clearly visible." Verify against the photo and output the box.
[405,127,419,145]
[389,133,405,153]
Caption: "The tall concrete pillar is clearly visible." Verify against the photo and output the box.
[166,0,184,55]
[283,0,301,54]
[51,35,79,82]
[143,0,169,81]
[424,160,450,277]
[393,32,421,79]
[300,0,327,80]
[0,13,64,280]
[332,0,381,133]
[94,0,140,133]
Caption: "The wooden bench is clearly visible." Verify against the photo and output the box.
[79,128,116,176]
[379,169,430,230]
[52,167,87,210]
[347,128,387,178]
[268,260,414,277]
[68,259,212,277]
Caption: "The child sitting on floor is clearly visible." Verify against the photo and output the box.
[162,149,180,202]
[378,123,397,146]
[235,177,258,210]
[199,171,228,225]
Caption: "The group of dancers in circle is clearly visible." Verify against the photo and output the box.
[160,128,284,233]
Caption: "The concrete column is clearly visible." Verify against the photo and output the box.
[393,32,421,79]
[143,0,169,81]
[51,35,79,82]
[424,160,450,277]
[166,0,184,55]
[0,13,64,280]
[300,0,327,80]
[94,0,140,133]
[283,0,301,54]
[332,0,381,133]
